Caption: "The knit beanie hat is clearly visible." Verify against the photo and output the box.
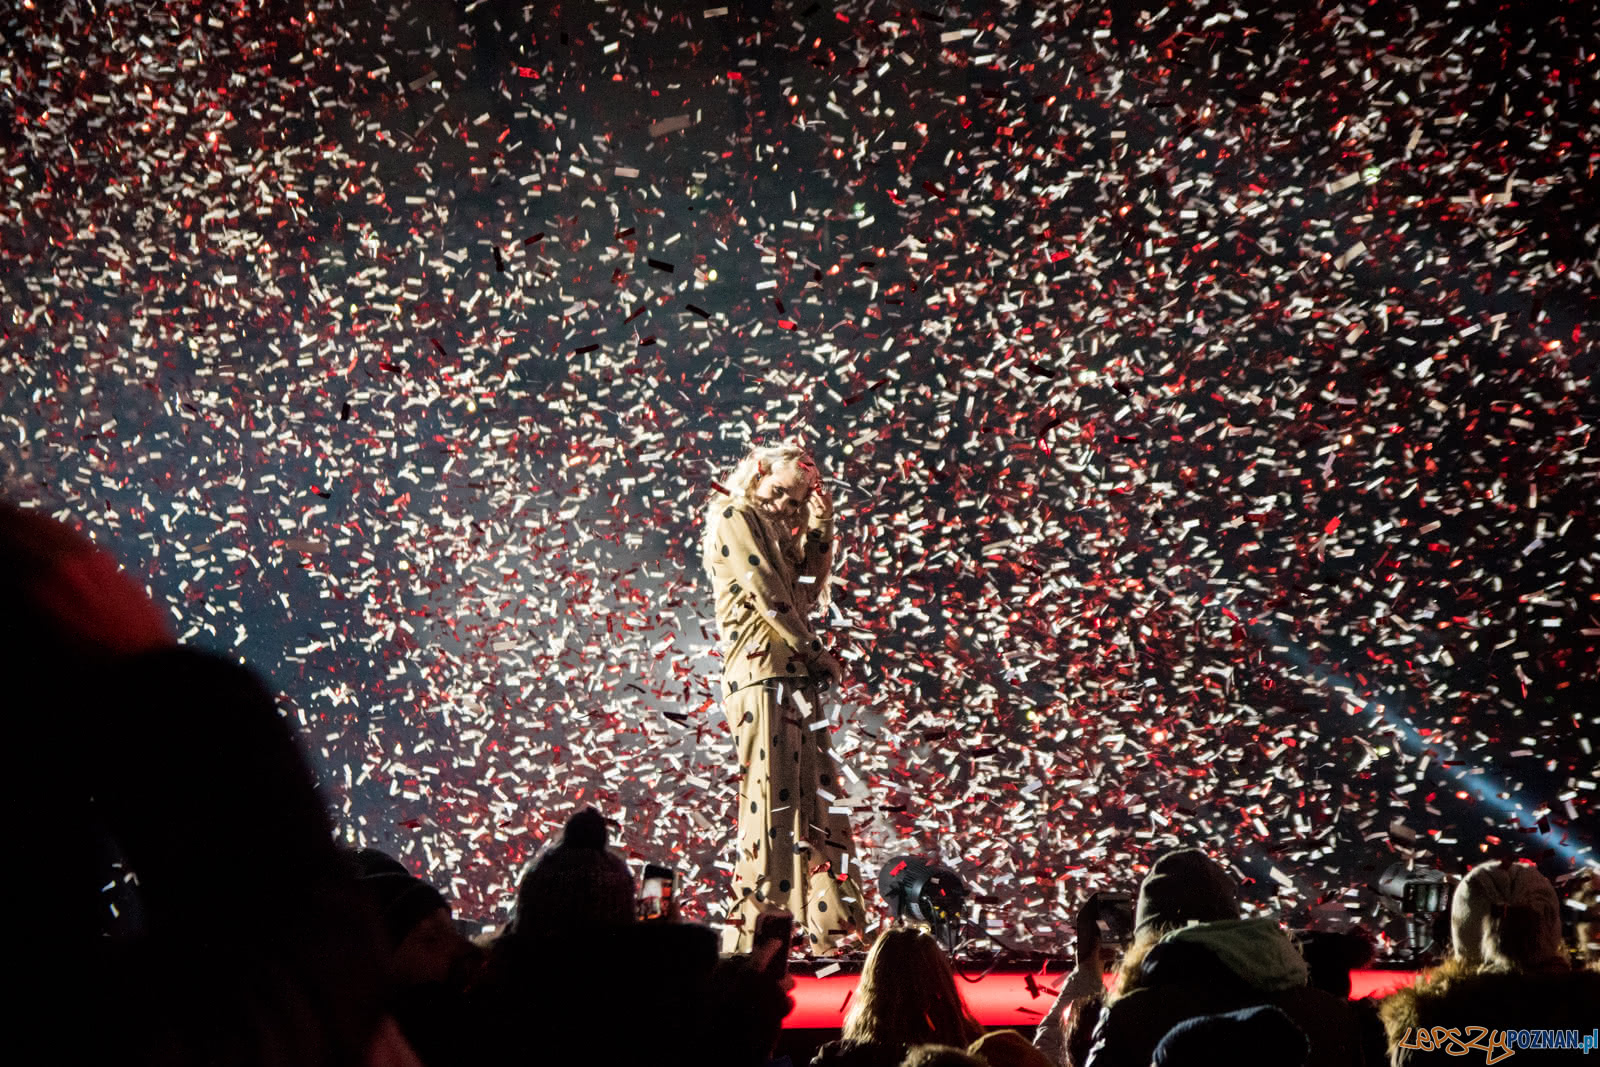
[1450,860,1565,971]
[1136,849,1240,933]
[360,871,449,948]
[514,806,635,938]
[1153,1005,1308,1067]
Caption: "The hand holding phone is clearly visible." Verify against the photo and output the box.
[1078,891,1134,973]
[751,911,794,980]
[639,864,677,921]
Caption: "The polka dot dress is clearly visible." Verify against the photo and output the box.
[704,501,866,954]
[723,678,866,953]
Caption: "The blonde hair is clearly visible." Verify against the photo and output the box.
[701,443,832,608]
[841,926,983,1050]
[1106,926,1172,1002]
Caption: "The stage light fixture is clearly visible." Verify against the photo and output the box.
[1377,861,1451,962]
[878,854,968,950]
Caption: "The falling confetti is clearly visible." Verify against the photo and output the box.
[2,0,1595,949]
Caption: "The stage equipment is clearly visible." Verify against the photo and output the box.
[878,854,968,951]
[1378,862,1451,962]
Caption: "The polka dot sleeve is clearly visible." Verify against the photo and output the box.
[795,514,835,613]
[711,505,818,656]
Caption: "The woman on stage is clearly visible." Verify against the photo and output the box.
[702,443,868,954]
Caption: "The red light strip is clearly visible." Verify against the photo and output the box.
[784,969,1418,1029]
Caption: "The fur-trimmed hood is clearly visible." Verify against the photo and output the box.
[1379,958,1475,1040]
[1380,957,1600,1060]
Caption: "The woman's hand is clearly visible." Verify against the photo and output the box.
[810,648,843,690]
[806,479,833,528]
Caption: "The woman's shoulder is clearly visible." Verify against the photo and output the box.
[709,497,756,527]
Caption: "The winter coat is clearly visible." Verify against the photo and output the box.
[1378,957,1600,1067]
[1084,919,1371,1067]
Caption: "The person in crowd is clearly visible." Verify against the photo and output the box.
[1033,894,1126,1066]
[1379,860,1600,1066]
[2,501,416,1066]
[468,805,793,1067]
[704,942,803,1067]
[1296,929,1375,1002]
[902,1047,986,1067]
[1298,928,1387,1067]
[701,442,867,954]
[351,852,484,1067]
[512,805,638,937]
[970,1028,1058,1067]
[1570,867,1598,965]
[1082,848,1369,1067]
[468,806,664,1062]
[813,926,984,1067]
[1151,1005,1309,1067]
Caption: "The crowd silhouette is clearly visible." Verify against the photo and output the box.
[8,502,1595,1067]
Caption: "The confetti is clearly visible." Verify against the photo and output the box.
[3,0,1593,947]
[648,114,693,138]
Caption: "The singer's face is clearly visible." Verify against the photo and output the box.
[756,462,810,522]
